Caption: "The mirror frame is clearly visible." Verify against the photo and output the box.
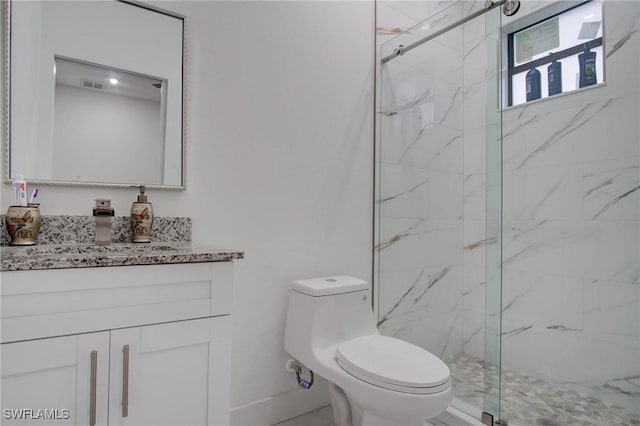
[2,0,187,190]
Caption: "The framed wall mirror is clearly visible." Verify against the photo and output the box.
[2,0,186,188]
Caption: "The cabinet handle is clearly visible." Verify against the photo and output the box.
[90,350,97,426]
[122,345,129,418]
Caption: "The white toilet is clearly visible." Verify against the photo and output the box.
[284,276,452,426]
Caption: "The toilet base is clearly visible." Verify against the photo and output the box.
[329,382,444,426]
[329,382,352,426]
[334,403,424,426]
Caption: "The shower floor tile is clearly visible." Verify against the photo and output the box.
[445,352,640,426]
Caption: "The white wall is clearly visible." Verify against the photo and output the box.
[52,84,162,184]
[1,1,375,424]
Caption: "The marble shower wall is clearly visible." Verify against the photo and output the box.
[497,0,640,414]
[376,0,639,414]
[376,0,487,360]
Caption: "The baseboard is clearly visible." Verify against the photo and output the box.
[230,385,484,426]
[230,380,329,426]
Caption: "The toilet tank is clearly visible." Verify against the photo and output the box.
[284,276,379,362]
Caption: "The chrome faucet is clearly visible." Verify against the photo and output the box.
[93,199,114,245]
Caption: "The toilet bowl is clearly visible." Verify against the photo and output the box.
[284,276,452,426]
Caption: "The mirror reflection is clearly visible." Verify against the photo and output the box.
[6,0,184,188]
[53,57,167,184]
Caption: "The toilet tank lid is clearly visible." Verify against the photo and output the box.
[292,276,368,297]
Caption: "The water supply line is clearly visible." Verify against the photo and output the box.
[286,359,315,390]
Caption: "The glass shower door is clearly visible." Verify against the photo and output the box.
[377,0,640,423]
[496,1,640,424]
[375,1,506,422]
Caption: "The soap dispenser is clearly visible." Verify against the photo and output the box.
[130,185,154,243]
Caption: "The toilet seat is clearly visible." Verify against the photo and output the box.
[336,335,450,395]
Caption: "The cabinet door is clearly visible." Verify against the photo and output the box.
[109,317,230,426]
[1,332,110,426]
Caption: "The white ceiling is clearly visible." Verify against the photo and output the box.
[55,57,164,103]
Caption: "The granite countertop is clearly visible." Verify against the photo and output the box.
[1,242,244,271]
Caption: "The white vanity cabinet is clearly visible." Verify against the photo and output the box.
[2,331,111,426]
[108,317,230,426]
[0,261,235,426]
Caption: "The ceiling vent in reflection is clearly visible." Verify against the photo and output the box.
[81,79,104,90]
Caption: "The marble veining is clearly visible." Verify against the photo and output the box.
[583,161,640,219]
[464,236,496,251]
[515,99,613,170]
[463,326,482,347]
[1,242,244,272]
[380,88,431,116]
[605,375,640,398]
[375,217,425,251]
[462,0,484,18]
[501,325,533,337]
[522,178,563,219]
[379,177,430,203]
[436,86,461,125]
[503,103,560,136]
[402,132,462,164]
[590,185,640,220]
[606,29,638,59]
[546,325,582,332]
[438,309,461,358]
[463,35,485,60]
[378,267,428,327]
[605,3,639,60]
